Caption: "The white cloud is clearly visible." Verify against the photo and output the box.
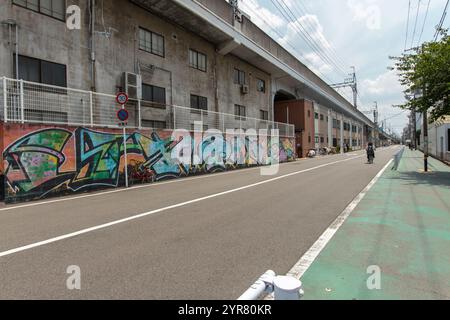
[346,0,381,30]
[361,70,404,96]
[239,0,284,29]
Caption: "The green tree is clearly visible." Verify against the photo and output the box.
[392,30,450,121]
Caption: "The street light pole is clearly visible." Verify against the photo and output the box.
[423,110,429,172]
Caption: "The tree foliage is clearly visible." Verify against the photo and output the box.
[392,30,450,121]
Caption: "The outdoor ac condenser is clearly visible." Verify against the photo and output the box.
[123,72,142,100]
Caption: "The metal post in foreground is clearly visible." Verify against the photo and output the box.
[238,270,275,301]
[238,271,304,301]
[3,77,7,123]
[273,276,304,300]
[423,111,429,172]
[19,79,24,123]
[123,124,129,188]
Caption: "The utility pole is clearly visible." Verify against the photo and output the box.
[412,107,417,150]
[423,110,429,171]
[373,101,379,147]
[330,67,358,109]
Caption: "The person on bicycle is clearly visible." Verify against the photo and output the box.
[366,142,375,162]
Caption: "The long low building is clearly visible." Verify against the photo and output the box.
[0,0,380,202]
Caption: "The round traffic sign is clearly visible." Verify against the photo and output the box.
[117,109,129,122]
[116,92,128,105]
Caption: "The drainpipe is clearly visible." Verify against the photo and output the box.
[90,0,96,91]
[15,23,18,81]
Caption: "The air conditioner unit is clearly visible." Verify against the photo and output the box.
[123,72,142,100]
[241,84,249,94]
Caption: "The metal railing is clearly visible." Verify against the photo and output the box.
[0,77,295,137]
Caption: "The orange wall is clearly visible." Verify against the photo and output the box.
[274,99,315,157]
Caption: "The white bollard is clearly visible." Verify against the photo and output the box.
[238,270,276,300]
[273,276,303,300]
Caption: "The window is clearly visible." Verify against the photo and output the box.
[190,95,208,112]
[321,137,325,143]
[142,84,166,105]
[189,49,207,72]
[234,68,246,85]
[333,119,338,129]
[308,110,311,118]
[256,79,265,93]
[139,28,165,57]
[13,0,65,21]
[235,104,246,119]
[15,55,67,87]
[260,110,269,120]
[315,136,319,143]
[333,138,338,147]
[320,114,324,121]
[25,109,67,123]
[141,119,166,129]
[315,113,319,120]
[308,135,311,143]
[326,116,329,122]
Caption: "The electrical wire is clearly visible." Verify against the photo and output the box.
[405,0,411,50]
[434,0,450,40]
[417,0,431,46]
[410,0,422,48]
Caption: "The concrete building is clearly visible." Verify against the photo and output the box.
[0,0,375,145]
[427,116,450,162]
[1,0,401,203]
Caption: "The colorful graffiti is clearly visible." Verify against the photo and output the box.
[1,124,295,202]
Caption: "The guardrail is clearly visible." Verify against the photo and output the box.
[238,270,304,300]
[0,77,295,137]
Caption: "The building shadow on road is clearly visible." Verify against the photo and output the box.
[389,171,450,189]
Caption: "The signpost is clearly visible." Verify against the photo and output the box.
[116,92,129,187]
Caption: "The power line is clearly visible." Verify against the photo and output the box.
[405,0,412,50]
[239,1,336,84]
[286,0,350,74]
[417,0,431,45]
[434,0,450,41]
[270,0,349,78]
[410,0,422,48]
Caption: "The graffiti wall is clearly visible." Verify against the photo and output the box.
[1,123,295,203]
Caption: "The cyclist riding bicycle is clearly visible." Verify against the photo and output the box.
[366,142,375,163]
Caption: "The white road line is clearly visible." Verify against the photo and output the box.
[0,164,265,212]
[0,150,369,213]
[0,155,364,258]
[286,157,394,280]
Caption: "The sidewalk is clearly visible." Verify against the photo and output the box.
[300,148,450,300]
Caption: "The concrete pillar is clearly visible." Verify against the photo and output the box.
[328,109,332,148]
[340,114,344,154]
[356,125,360,150]
[349,120,353,150]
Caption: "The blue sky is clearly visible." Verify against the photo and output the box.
[237,0,449,135]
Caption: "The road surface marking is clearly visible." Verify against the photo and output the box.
[0,155,365,258]
[0,150,371,213]
[286,157,394,280]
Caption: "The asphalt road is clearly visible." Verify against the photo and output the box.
[0,146,400,299]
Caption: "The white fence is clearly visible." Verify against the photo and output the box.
[0,77,295,137]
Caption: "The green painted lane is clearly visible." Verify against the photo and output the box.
[300,148,450,300]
